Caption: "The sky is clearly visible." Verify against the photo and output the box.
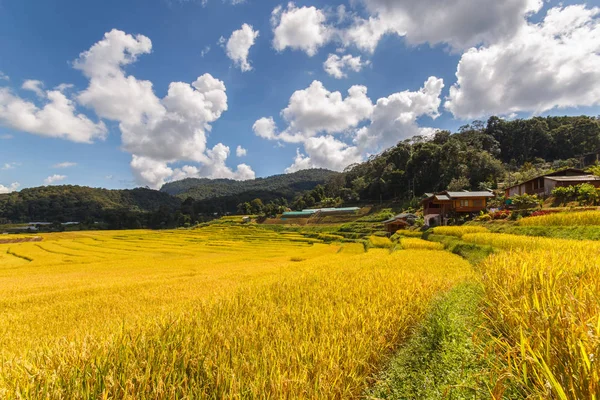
[1,0,600,192]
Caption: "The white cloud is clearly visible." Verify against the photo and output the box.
[277,81,373,142]
[0,72,9,81]
[256,77,443,173]
[53,161,77,168]
[344,0,543,52]
[22,80,45,97]
[44,174,67,185]
[130,156,174,189]
[267,0,544,57]
[200,46,211,57]
[0,182,19,194]
[224,24,259,72]
[323,54,369,79]
[54,83,74,92]
[0,134,12,139]
[355,76,444,151]
[1,162,20,170]
[253,117,278,140]
[71,29,254,188]
[236,145,247,157]
[272,3,332,56]
[105,175,114,180]
[285,136,362,172]
[445,5,600,119]
[0,87,107,143]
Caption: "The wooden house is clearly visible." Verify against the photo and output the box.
[504,169,600,197]
[421,191,494,226]
[383,213,417,234]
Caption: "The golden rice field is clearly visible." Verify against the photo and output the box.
[431,225,489,237]
[448,228,600,398]
[0,225,473,399]
[519,210,600,226]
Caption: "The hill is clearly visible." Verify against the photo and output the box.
[160,169,339,200]
[0,185,181,224]
[289,115,600,211]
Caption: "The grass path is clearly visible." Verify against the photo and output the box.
[367,283,490,399]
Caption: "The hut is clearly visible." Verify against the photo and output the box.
[383,213,417,235]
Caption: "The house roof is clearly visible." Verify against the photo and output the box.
[504,168,587,190]
[421,190,494,204]
[445,191,495,198]
[383,213,417,224]
[545,175,600,182]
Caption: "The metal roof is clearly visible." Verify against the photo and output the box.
[504,168,587,190]
[301,207,361,213]
[282,211,316,217]
[435,195,451,201]
[446,191,495,198]
[545,175,600,182]
[383,213,417,224]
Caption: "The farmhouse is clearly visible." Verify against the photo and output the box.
[383,213,417,235]
[504,168,600,197]
[421,191,494,226]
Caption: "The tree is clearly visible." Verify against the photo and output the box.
[250,198,264,215]
[447,176,471,191]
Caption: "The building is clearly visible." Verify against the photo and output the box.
[504,169,600,197]
[383,213,417,235]
[421,191,495,226]
[281,207,361,220]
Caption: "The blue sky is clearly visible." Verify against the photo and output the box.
[1,0,599,191]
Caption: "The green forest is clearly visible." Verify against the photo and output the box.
[1,115,599,229]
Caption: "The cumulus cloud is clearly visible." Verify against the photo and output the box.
[355,76,444,151]
[0,72,9,81]
[323,54,369,78]
[224,24,259,72]
[53,161,77,168]
[277,81,373,142]
[343,0,543,52]
[255,77,443,172]
[268,0,543,57]
[445,4,600,119]
[272,3,332,56]
[0,182,19,194]
[22,80,45,97]
[236,145,247,157]
[71,29,254,188]
[0,87,107,143]
[44,174,67,185]
[285,136,362,172]
[253,117,278,140]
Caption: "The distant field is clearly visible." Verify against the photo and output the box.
[0,225,472,398]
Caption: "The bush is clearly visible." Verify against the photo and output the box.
[490,210,511,220]
[511,193,540,210]
[552,184,600,206]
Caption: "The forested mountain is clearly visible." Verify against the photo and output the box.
[0,186,181,226]
[161,169,339,200]
[288,116,600,210]
[2,115,599,227]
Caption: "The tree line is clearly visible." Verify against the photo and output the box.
[278,115,600,212]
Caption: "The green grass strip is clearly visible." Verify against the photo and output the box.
[367,282,489,399]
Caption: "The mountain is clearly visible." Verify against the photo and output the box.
[160,169,339,200]
[0,185,181,223]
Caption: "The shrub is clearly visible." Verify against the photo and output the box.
[511,193,540,210]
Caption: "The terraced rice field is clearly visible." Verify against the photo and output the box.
[0,225,473,399]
